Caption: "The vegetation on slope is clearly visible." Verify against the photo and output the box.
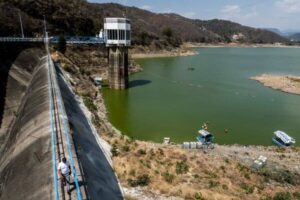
[0,0,288,46]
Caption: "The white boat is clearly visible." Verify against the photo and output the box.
[272,130,296,147]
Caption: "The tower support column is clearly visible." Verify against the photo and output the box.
[108,47,129,90]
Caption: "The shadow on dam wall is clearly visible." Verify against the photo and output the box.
[0,45,54,200]
[0,43,43,132]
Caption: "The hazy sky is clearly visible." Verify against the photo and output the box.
[88,0,300,31]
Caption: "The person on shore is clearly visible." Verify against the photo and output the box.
[58,157,71,194]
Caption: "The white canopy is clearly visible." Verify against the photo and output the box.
[198,129,212,137]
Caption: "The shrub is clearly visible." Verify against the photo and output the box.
[149,149,155,156]
[258,168,297,185]
[82,95,97,112]
[222,184,228,190]
[260,197,272,200]
[273,192,292,200]
[137,149,146,155]
[145,162,151,169]
[205,170,218,178]
[162,27,173,38]
[126,137,134,144]
[128,174,150,187]
[275,171,295,185]
[220,165,226,172]
[136,31,152,46]
[194,192,205,200]
[240,182,254,194]
[62,64,73,73]
[193,174,200,179]
[293,192,300,199]
[158,148,164,156]
[244,173,250,180]
[176,161,189,174]
[237,163,249,172]
[111,144,118,157]
[208,180,219,188]
[162,171,175,183]
[92,114,100,127]
[224,158,230,163]
[129,169,136,177]
[122,145,130,152]
[79,68,85,75]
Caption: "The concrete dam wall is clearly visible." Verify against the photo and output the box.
[0,46,54,199]
[0,44,123,199]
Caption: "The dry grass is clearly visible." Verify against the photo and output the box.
[109,136,300,200]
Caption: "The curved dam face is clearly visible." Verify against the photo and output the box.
[0,45,53,199]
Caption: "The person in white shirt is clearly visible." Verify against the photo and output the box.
[57,157,71,194]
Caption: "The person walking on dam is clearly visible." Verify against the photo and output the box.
[58,157,71,194]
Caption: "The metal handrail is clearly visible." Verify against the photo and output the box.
[48,55,82,200]
[0,37,105,44]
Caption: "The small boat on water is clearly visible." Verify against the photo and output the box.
[197,129,214,144]
[272,130,296,147]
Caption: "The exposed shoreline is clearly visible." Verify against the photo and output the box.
[131,50,198,59]
[251,74,300,95]
[184,42,300,48]
[131,49,198,59]
[130,42,300,59]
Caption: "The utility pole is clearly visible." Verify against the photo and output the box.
[43,15,47,37]
[43,15,49,47]
[18,12,24,38]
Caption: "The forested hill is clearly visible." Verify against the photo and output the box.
[0,0,288,45]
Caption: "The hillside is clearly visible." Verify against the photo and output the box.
[195,19,288,43]
[263,28,284,36]
[0,0,288,45]
[289,33,300,42]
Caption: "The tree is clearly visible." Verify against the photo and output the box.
[58,34,66,54]
[138,31,149,46]
[162,27,173,38]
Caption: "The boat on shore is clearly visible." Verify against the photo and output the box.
[272,130,296,147]
[197,129,214,144]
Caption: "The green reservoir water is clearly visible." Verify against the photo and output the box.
[103,48,300,146]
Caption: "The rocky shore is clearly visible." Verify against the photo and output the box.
[251,74,300,95]
[131,49,198,59]
[185,42,300,48]
[130,45,198,59]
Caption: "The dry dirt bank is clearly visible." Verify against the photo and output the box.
[130,45,198,59]
[185,42,300,48]
[251,74,300,95]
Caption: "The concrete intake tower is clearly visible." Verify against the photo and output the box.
[104,18,131,90]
